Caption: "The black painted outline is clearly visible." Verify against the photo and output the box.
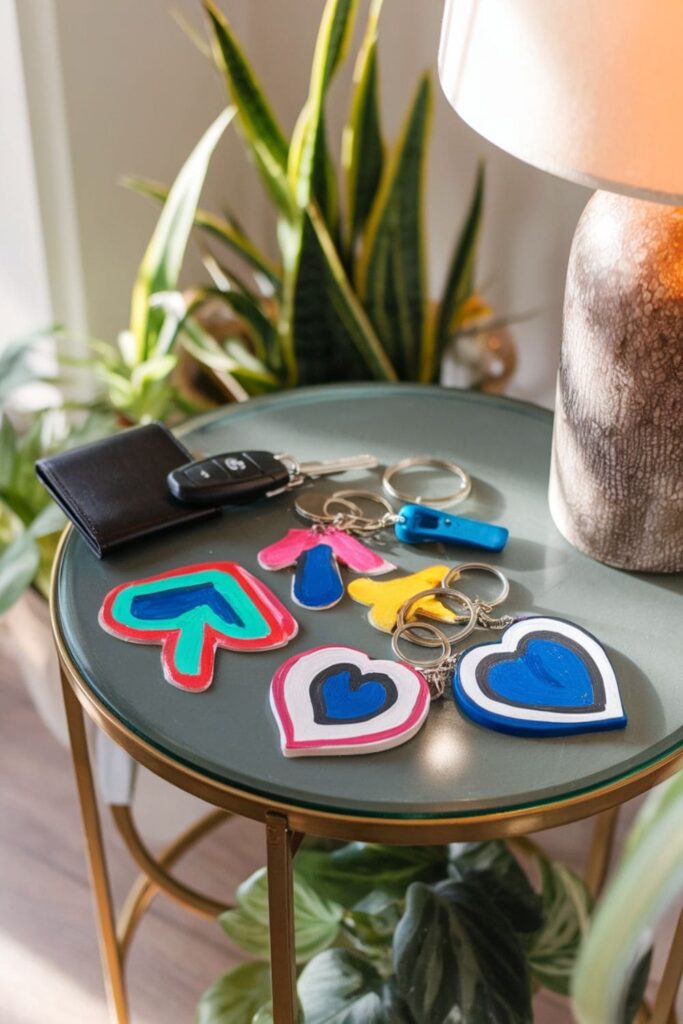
[309,662,399,725]
[475,629,607,715]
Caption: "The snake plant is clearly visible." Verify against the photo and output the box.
[130,0,488,397]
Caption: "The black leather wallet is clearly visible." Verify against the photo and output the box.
[35,422,219,558]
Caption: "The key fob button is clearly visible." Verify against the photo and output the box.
[216,454,263,481]
[183,461,230,485]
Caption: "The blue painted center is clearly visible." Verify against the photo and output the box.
[131,583,244,628]
[486,637,595,708]
[320,669,388,720]
[293,543,344,609]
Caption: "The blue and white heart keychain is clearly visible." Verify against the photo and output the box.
[392,563,627,737]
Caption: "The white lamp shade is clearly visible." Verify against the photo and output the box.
[439,0,683,203]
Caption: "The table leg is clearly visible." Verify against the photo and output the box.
[265,811,299,1024]
[584,805,620,898]
[61,671,129,1024]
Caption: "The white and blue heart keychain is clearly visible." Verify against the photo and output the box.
[392,564,627,738]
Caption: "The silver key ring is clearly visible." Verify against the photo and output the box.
[443,562,510,609]
[323,489,396,532]
[382,456,472,508]
[395,587,477,647]
[391,620,452,669]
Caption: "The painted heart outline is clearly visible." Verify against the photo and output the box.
[270,645,430,756]
[454,616,627,737]
[99,562,298,692]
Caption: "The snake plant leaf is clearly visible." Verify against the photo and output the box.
[218,867,343,965]
[572,772,683,1024]
[189,285,279,368]
[204,0,294,218]
[180,319,280,396]
[124,177,282,290]
[429,162,485,376]
[298,949,413,1024]
[356,75,432,379]
[394,879,533,1024]
[342,0,384,260]
[289,0,358,235]
[283,206,397,385]
[527,852,592,995]
[128,108,233,363]
[195,960,272,1024]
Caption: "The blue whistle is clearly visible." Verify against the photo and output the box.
[394,504,509,552]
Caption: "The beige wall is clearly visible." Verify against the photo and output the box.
[18,0,589,407]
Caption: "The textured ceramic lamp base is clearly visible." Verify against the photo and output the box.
[549,191,683,572]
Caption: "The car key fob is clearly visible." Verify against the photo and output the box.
[167,451,291,506]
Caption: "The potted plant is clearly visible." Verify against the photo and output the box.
[196,837,600,1023]
[130,0,508,397]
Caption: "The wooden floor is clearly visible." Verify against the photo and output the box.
[1,640,679,1023]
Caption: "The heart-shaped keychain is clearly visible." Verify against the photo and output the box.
[270,645,430,756]
[454,616,627,736]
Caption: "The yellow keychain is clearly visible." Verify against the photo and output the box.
[348,565,457,633]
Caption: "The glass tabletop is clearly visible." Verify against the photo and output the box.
[55,384,683,819]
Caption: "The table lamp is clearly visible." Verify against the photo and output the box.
[439,0,683,573]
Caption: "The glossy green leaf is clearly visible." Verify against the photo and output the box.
[180,319,280,396]
[342,0,384,258]
[219,867,343,964]
[393,879,533,1024]
[125,177,281,289]
[573,772,683,1024]
[429,163,485,378]
[289,0,357,226]
[250,1005,274,1024]
[527,852,592,995]
[450,841,543,935]
[282,205,397,385]
[205,0,293,217]
[27,502,66,539]
[298,949,413,1024]
[295,842,447,906]
[195,961,271,1024]
[346,889,402,968]
[356,75,431,379]
[0,530,40,615]
[129,108,233,361]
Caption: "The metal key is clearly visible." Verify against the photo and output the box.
[167,450,378,506]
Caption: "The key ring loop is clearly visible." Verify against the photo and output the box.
[395,587,477,647]
[323,489,396,532]
[382,456,472,508]
[391,620,452,669]
[443,562,510,609]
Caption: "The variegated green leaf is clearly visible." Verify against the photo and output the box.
[342,0,384,260]
[283,205,397,385]
[195,961,271,1024]
[289,0,358,234]
[219,867,343,964]
[573,773,683,1024]
[129,108,233,362]
[189,285,279,368]
[124,177,282,290]
[428,162,485,378]
[356,75,431,379]
[527,853,592,995]
[0,531,40,615]
[204,0,294,217]
[180,319,280,396]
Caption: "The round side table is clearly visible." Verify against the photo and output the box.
[51,385,683,1024]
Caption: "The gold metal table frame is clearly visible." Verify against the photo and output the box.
[52,546,683,1024]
